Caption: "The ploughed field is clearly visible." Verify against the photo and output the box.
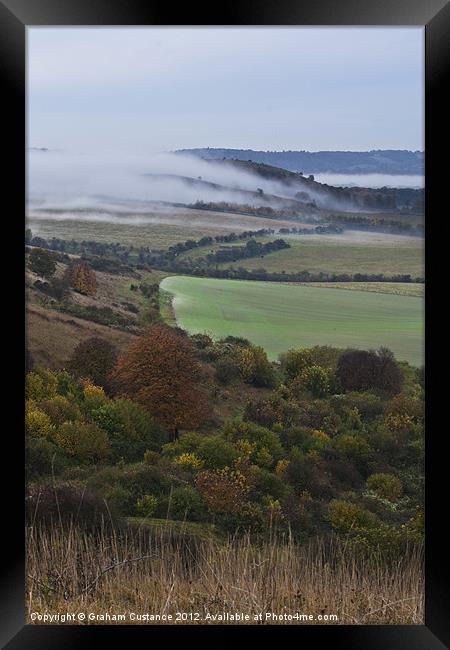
[161,276,424,366]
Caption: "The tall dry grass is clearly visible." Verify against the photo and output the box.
[26,520,424,625]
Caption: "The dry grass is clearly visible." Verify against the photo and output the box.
[26,521,424,625]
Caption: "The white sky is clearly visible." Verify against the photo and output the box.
[27,27,424,154]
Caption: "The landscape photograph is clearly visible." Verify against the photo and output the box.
[25,27,425,625]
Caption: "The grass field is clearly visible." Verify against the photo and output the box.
[26,208,300,249]
[217,233,424,277]
[27,521,424,625]
[296,282,424,297]
[178,230,424,277]
[161,276,424,366]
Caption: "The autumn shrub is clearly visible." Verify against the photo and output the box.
[195,468,249,515]
[291,365,331,398]
[27,247,56,278]
[279,348,314,382]
[286,452,333,499]
[189,333,214,350]
[55,370,84,400]
[67,337,118,389]
[25,404,55,439]
[244,395,301,428]
[214,357,241,385]
[26,368,58,401]
[39,395,81,426]
[223,420,284,464]
[100,485,133,516]
[196,436,238,470]
[173,453,204,470]
[53,421,110,463]
[162,431,204,460]
[333,434,372,465]
[64,260,97,295]
[235,346,276,387]
[328,499,379,533]
[90,398,167,462]
[143,450,161,465]
[135,494,158,518]
[81,381,108,412]
[332,391,385,421]
[366,473,403,502]
[336,347,403,395]
[112,325,210,436]
[92,463,172,504]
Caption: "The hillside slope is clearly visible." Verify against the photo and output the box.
[176,148,424,175]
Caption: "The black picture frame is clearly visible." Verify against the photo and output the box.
[2,0,449,647]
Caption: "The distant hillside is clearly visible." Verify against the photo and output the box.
[176,149,424,175]
[202,159,424,214]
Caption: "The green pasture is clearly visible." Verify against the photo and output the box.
[161,276,424,366]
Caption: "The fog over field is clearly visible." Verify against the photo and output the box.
[27,149,312,217]
[312,173,424,189]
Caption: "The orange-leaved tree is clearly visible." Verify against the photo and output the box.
[112,325,209,439]
[64,260,97,296]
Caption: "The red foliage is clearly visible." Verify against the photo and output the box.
[112,325,210,436]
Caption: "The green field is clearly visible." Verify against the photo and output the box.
[218,235,424,277]
[179,231,424,277]
[26,208,298,249]
[296,282,424,297]
[161,276,424,366]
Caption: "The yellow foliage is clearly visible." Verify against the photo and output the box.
[275,459,289,476]
[25,404,55,439]
[174,452,204,470]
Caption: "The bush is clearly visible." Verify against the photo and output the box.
[98,464,172,502]
[173,452,204,470]
[223,420,284,463]
[143,450,160,465]
[336,348,403,395]
[195,468,249,514]
[250,466,290,501]
[90,398,167,461]
[64,260,97,295]
[331,391,384,421]
[286,452,333,498]
[162,431,204,459]
[197,436,238,470]
[244,395,300,428]
[190,333,214,349]
[333,434,372,464]
[39,395,81,426]
[25,437,69,479]
[25,404,55,439]
[27,247,56,278]
[135,494,158,518]
[104,485,134,515]
[67,337,118,389]
[215,357,240,385]
[366,473,403,502]
[26,368,58,401]
[279,348,314,382]
[26,483,117,528]
[236,346,276,387]
[167,486,206,521]
[328,499,379,532]
[291,365,331,398]
[53,421,110,463]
